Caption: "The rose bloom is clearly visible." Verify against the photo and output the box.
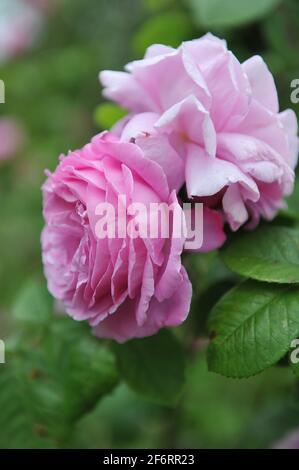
[0,118,23,161]
[41,133,192,342]
[100,33,299,232]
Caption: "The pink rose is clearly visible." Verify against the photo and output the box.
[41,133,192,342]
[100,33,299,231]
[0,118,23,161]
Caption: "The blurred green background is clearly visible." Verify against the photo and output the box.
[1,0,299,449]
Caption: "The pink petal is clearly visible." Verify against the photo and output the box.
[125,47,211,112]
[279,109,299,169]
[185,144,259,201]
[117,112,185,191]
[100,70,156,112]
[222,184,249,231]
[91,134,169,201]
[121,112,159,142]
[144,266,192,329]
[229,99,289,160]
[217,132,294,194]
[135,255,155,326]
[242,55,279,113]
[202,50,251,131]
[135,132,185,192]
[144,44,175,59]
[155,192,186,301]
[92,266,192,342]
[193,207,226,252]
[128,237,147,299]
[155,95,216,157]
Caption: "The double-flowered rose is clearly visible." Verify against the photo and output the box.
[100,33,299,232]
[42,33,299,342]
[42,133,192,342]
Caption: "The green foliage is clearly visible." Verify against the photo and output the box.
[142,0,175,12]
[207,281,299,378]
[114,330,186,406]
[184,353,296,448]
[290,339,299,378]
[94,103,127,130]
[12,279,52,326]
[0,357,54,449]
[0,335,118,448]
[1,0,299,449]
[221,226,299,284]
[291,362,299,378]
[188,0,282,29]
[263,2,299,69]
[194,279,236,335]
[133,11,193,56]
[285,179,299,221]
[0,281,118,448]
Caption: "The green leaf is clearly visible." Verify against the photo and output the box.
[284,178,299,221]
[188,0,281,29]
[263,5,299,67]
[44,320,119,423]
[0,356,55,449]
[12,278,53,325]
[194,279,236,335]
[133,11,192,56]
[207,281,299,378]
[221,226,299,284]
[0,318,118,448]
[114,330,186,406]
[94,103,127,130]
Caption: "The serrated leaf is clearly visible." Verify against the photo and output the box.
[45,319,118,420]
[0,318,118,448]
[0,353,55,449]
[221,226,299,284]
[188,0,281,29]
[207,281,299,378]
[94,103,127,130]
[114,330,186,406]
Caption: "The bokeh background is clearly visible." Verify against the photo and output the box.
[1,0,299,449]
